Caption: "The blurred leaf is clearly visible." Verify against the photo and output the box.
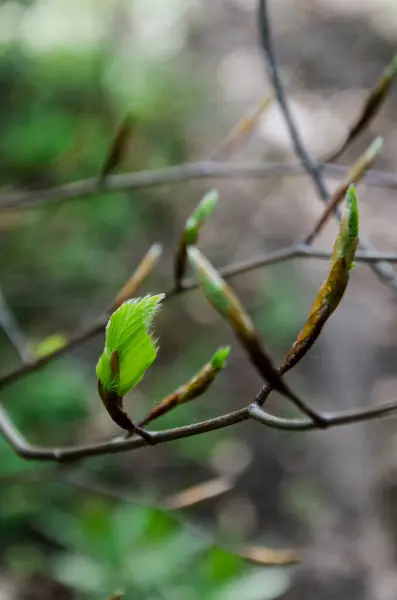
[34,334,67,358]
[165,477,232,510]
[237,545,299,566]
[54,554,109,595]
[216,568,291,600]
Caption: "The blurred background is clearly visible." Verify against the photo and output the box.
[1,0,397,598]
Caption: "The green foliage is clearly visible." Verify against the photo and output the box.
[37,498,291,600]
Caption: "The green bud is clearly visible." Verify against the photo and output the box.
[184,189,219,244]
[332,184,359,270]
[211,346,231,370]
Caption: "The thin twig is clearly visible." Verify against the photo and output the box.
[1,161,397,211]
[258,0,397,291]
[248,400,397,430]
[0,287,32,363]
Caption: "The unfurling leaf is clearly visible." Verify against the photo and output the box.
[328,55,397,161]
[281,185,359,373]
[305,137,382,244]
[111,243,163,311]
[96,294,164,430]
[187,246,308,409]
[139,346,230,426]
[174,190,219,288]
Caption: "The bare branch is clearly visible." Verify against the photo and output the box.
[258,0,397,292]
[2,387,397,463]
[0,287,32,363]
[1,161,397,212]
[248,400,397,431]
[0,402,249,461]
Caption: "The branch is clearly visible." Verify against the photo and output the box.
[1,244,397,393]
[248,400,397,430]
[0,402,250,461]
[2,388,397,463]
[1,161,397,211]
[0,286,32,363]
[257,0,397,291]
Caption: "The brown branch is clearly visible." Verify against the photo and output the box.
[0,402,250,461]
[248,400,397,430]
[2,161,397,211]
[2,388,397,463]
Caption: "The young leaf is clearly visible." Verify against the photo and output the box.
[328,55,397,161]
[139,346,230,426]
[281,185,359,373]
[96,295,164,431]
[305,137,382,244]
[174,190,218,288]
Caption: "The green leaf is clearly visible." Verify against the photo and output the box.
[96,294,164,397]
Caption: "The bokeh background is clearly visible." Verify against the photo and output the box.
[1,0,397,598]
